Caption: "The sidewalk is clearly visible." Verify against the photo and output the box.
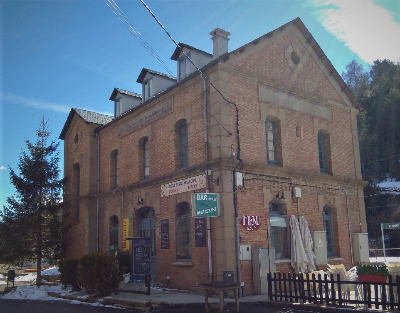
[51,284,367,313]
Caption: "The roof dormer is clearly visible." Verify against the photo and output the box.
[109,88,142,118]
[171,43,212,82]
[136,68,176,102]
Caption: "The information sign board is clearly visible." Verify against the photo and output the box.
[193,193,219,217]
[382,222,400,230]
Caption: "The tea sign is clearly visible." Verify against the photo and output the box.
[193,193,219,217]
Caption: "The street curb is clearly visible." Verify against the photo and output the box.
[47,292,379,312]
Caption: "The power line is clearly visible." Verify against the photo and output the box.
[139,0,242,162]
[103,0,174,76]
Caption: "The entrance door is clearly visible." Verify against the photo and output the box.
[139,214,156,282]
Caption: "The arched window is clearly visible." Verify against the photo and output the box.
[269,201,289,259]
[323,205,335,256]
[109,215,119,253]
[175,202,191,260]
[176,119,188,169]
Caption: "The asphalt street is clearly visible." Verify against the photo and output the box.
[0,299,317,313]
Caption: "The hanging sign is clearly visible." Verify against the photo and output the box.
[241,215,262,231]
[161,174,207,197]
[193,193,219,217]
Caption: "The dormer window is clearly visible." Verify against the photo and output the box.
[178,52,191,81]
[143,78,152,101]
[114,98,121,117]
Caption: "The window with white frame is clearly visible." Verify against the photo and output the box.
[266,118,281,164]
[143,78,152,101]
[178,52,191,81]
[269,201,289,259]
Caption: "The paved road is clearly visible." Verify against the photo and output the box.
[0,299,315,313]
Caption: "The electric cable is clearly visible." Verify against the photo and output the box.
[104,0,174,76]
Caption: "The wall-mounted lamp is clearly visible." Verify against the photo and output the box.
[212,177,220,186]
[275,191,285,200]
[137,196,144,205]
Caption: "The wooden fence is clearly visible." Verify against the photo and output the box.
[267,272,400,311]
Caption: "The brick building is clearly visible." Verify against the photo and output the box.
[60,18,367,295]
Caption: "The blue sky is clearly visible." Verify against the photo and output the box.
[1,0,399,208]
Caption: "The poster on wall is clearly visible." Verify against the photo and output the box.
[161,219,170,249]
[123,219,129,251]
[195,218,206,247]
[241,215,262,231]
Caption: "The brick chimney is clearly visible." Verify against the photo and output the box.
[210,28,230,59]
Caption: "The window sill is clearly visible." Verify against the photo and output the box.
[275,258,291,263]
[327,256,344,262]
[173,260,194,267]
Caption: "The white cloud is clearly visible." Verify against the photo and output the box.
[1,93,71,113]
[0,166,8,171]
[309,0,400,64]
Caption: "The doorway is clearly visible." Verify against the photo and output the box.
[138,207,156,282]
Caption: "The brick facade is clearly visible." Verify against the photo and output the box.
[60,18,366,295]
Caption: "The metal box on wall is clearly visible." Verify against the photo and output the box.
[240,244,252,260]
[312,231,327,265]
[352,233,369,263]
[252,247,275,295]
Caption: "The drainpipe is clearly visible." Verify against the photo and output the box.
[96,133,100,252]
[344,189,354,265]
[202,75,213,280]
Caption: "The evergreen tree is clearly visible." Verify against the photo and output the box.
[0,118,64,285]
[343,59,400,251]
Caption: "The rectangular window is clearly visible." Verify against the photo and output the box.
[175,202,191,260]
[74,164,80,221]
[111,150,119,189]
[266,119,277,164]
[143,139,149,178]
[143,78,152,101]
[270,215,289,259]
[318,131,327,173]
[114,98,121,117]
[178,121,188,168]
[178,52,191,81]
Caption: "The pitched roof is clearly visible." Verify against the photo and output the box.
[136,68,176,84]
[59,108,113,140]
[227,17,359,109]
[170,43,212,61]
[109,88,142,101]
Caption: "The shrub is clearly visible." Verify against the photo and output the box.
[58,258,80,291]
[357,264,389,277]
[117,251,131,275]
[78,253,121,297]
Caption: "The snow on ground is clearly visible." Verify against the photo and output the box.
[0,284,71,300]
[378,179,400,194]
[370,256,400,263]
[10,266,61,283]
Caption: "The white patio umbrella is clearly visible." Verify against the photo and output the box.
[290,215,308,273]
[299,215,316,272]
